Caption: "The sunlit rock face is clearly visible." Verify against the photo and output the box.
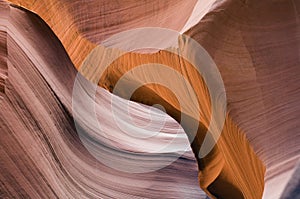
[1,0,299,198]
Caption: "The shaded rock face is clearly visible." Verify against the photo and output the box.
[1,0,300,199]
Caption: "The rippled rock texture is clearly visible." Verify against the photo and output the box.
[1,0,299,198]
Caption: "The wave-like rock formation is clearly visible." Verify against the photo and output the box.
[1,0,300,198]
[0,2,206,198]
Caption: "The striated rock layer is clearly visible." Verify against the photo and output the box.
[0,1,205,198]
[1,0,300,198]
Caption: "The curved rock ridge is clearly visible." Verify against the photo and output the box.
[1,0,300,198]
[0,2,206,198]
[185,1,300,198]
[7,0,197,67]
[91,47,265,198]
[75,37,265,198]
